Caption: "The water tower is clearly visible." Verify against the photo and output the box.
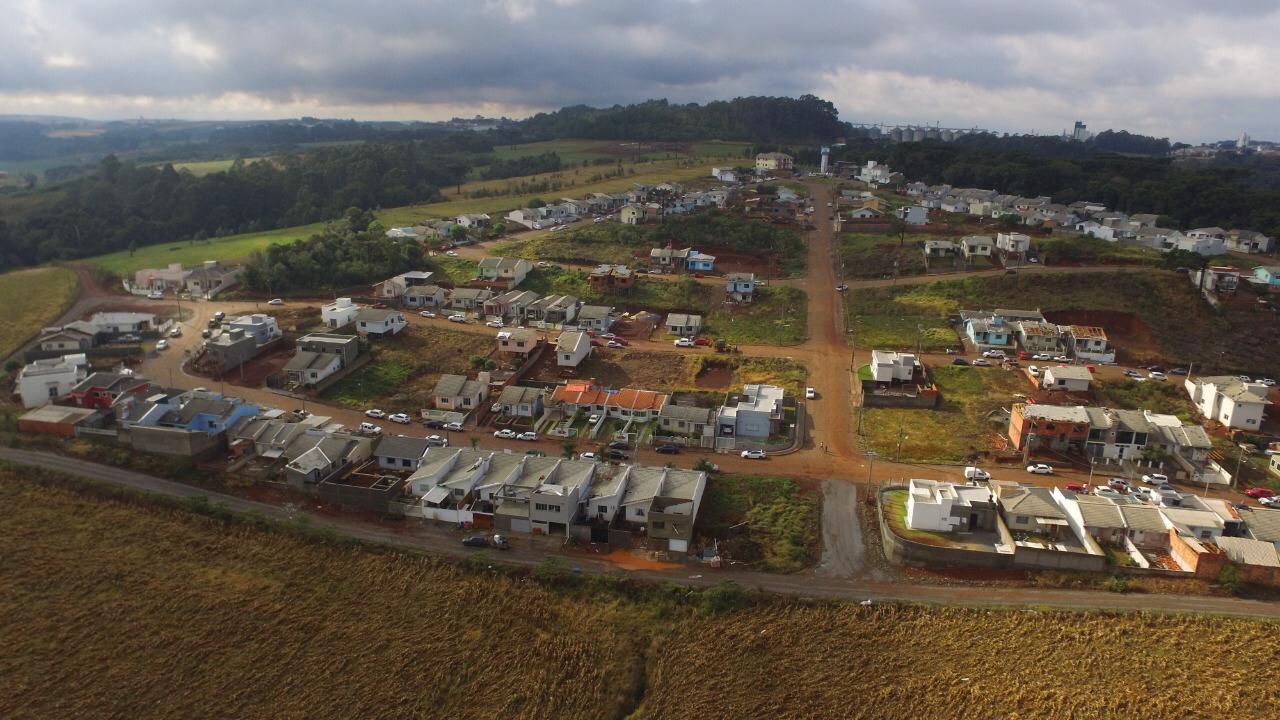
[819,146,830,175]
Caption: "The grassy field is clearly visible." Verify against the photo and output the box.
[845,270,1265,372]
[705,286,808,346]
[1092,378,1197,422]
[840,233,929,279]
[166,157,271,176]
[860,364,1026,464]
[0,266,80,359]
[1035,234,1164,265]
[320,327,493,410]
[88,223,325,276]
[7,467,1280,720]
[697,476,819,572]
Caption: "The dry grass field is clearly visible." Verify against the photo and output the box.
[0,266,79,359]
[4,469,1280,720]
[640,603,1280,720]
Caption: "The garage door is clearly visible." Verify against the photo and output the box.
[510,518,531,534]
[668,538,688,554]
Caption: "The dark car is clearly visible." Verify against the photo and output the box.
[207,318,220,328]
[606,449,629,461]
[461,536,489,548]
[607,441,629,451]
[1170,367,1189,375]
[1005,269,1018,275]
[201,329,212,339]
[655,444,680,454]
[422,419,445,429]
[951,357,969,366]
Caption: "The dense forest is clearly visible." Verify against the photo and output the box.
[240,209,423,293]
[0,138,479,269]
[519,96,851,143]
[479,151,562,180]
[831,133,1280,236]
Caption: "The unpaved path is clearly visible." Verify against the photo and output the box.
[815,480,870,579]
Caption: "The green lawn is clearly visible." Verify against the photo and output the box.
[1091,378,1197,422]
[697,475,819,573]
[860,364,1026,464]
[0,267,80,359]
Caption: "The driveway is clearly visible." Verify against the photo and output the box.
[815,479,871,579]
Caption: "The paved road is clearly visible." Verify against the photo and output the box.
[8,447,1280,619]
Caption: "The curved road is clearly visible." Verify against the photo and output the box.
[5,447,1278,619]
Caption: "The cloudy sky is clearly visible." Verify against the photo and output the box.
[4,0,1279,142]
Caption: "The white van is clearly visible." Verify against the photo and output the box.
[964,466,991,482]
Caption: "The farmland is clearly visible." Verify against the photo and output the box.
[320,327,493,410]
[88,223,325,276]
[858,364,1026,464]
[845,270,1277,373]
[7,470,1280,720]
[0,266,80,359]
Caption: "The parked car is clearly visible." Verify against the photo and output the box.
[1148,371,1168,381]
[805,387,817,399]
[443,422,465,432]
[1170,367,1189,376]
[1108,477,1132,493]
[1245,487,1276,499]
[516,431,538,441]
[836,283,849,292]
[1064,482,1087,493]
[445,250,460,257]
[461,536,489,548]
[1141,473,1169,485]
[606,449,629,461]
[493,429,517,439]
[169,327,183,337]
[1260,496,1280,508]
[982,350,1005,359]
[609,337,629,346]
[1028,365,1040,377]
[213,311,226,321]
[425,435,448,447]
[491,534,511,550]
[267,298,284,305]
[1031,354,1050,361]
[971,359,991,366]
[674,337,696,348]
[693,337,712,346]
[741,449,768,459]
[964,466,991,481]
[201,329,212,339]
[590,339,604,347]
[155,339,168,351]
[419,310,437,318]
[147,290,164,300]
[486,319,504,328]
[580,452,598,460]
[1053,355,1070,363]
[388,413,412,424]
[607,441,628,451]
[365,409,386,419]
[1123,368,1142,378]
[447,314,467,323]
[951,357,968,366]
[655,444,680,454]
[1026,463,1053,475]
[606,340,623,348]
[1093,487,1123,499]
[358,422,382,435]
[423,419,445,429]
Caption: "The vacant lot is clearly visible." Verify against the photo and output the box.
[574,351,806,395]
[846,270,1272,372]
[321,327,492,411]
[641,603,1280,719]
[697,476,819,572]
[0,266,79,359]
[860,364,1026,464]
[1091,378,1197,422]
[7,469,1280,720]
[706,286,808,346]
[840,233,931,279]
[1035,235,1163,266]
[0,471,647,720]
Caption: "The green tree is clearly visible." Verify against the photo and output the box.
[449,224,468,242]
[886,217,909,248]
[562,441,577,459]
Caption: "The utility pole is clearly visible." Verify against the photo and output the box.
[1233,445,1247,490]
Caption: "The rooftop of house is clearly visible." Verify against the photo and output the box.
[1191,376,1272,404]
[996,485,1067,520]
[1117,504,1167,533]
[666,313,702,326]
[576,304,614,320]
[72,371,146,394]
[19,404,100,425]
[478,257,529,271]
[284,350,337,372]
[1018,404,1092,424]
[1214,535,1280,567]
[1161,506,1225,532]
[659,403,716,423]
[588,464,631,501]
[725,272,756,282]
[1240,506,1280,543]
[870,349,917,367]
[1073,495,1126,528]
[433,374,470,397]
[1017,320,1059,337]
[299,332,359,347]
[1067,325,1107,340]
[1044,366,1093,382]
[556,331,589,353]
[375,435,432,460]
[622,466,666,507]
[451,288,493,300]
[354,308,402,323]
[497,328,540,343]
[497,385,542,405]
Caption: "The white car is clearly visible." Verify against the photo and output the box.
[588,414,601,424]
[169,327,183,337]
[388,413,412,424]
[1239,375,1252,383]
[267,298,284,306]
[154,339,168,351]
[447,315,467,323]
[1261,378,1277,387]
[486,320,504,328]
[805,387,816,400]
[964,466,992,481]
[491,402,503,413]
[1053,355,1070,362]
[741,449,767,459]
[1141,473,1169,485]
[358,422,382,435]
[425,435,448,447]
[1093,487,1123,499]
[537,261,551,267]
[1026,463,1054,475]
[516,431,538,441]
[1032,353,1050,361]
[1028,365,1040,377]
[419,310,437,318]
[580,452,599,460]
[982,350,1005,359]
[1148,371,1168,381]
[674,337,696,348]
[606,340,623,348]
[365,409,386,419]
[1260,496,1280,508]
[531,223,542,230]
[493,429,517,439]
[971,359,991,366]
[443,422,465,432]
[445,250,459,257]
[147,290,164,300]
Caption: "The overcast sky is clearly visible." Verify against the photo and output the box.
[4,0,1279,142]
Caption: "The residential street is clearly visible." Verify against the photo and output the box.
[6,446,1279,619]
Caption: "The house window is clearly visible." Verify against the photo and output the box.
[402,459,411,468]
[535,502,547,511]
[1015,516,1029,525]
[634,508,645,517]
[597,505,608,515]
[652,521,665,530]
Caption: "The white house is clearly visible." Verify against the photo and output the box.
[996,232,1031,254]
[455,213,491,229]
[716,384,785,440]
[354,308,407,338]
[432,373,488,412]
[1042,365,1092,393]
[620,203,645,225]
[505,208,542,229]
[960,235,994,261]
[556,330,591,368]
[905,479,993,532]
[373,435,432,472]
[666,313,702,336]
[1075,221,1117,241]
[226,314,282,345]
[857,160,894,185]
[378,271,435,300]
[869,350,918,383]
[17,353,88,408]
[1185,376,1271,430]
[322,297,360,329]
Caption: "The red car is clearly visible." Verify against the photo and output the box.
[610,336,629,346]
[1018,351,1030,360]
[1064,482,1087,493]
[693,337,712,346]
[590,339,603,347]
[1245,487,1276,499]
[693,272,707,278]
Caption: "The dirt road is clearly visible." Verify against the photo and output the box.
[7,447,1277,619]
[815,480,869,579]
